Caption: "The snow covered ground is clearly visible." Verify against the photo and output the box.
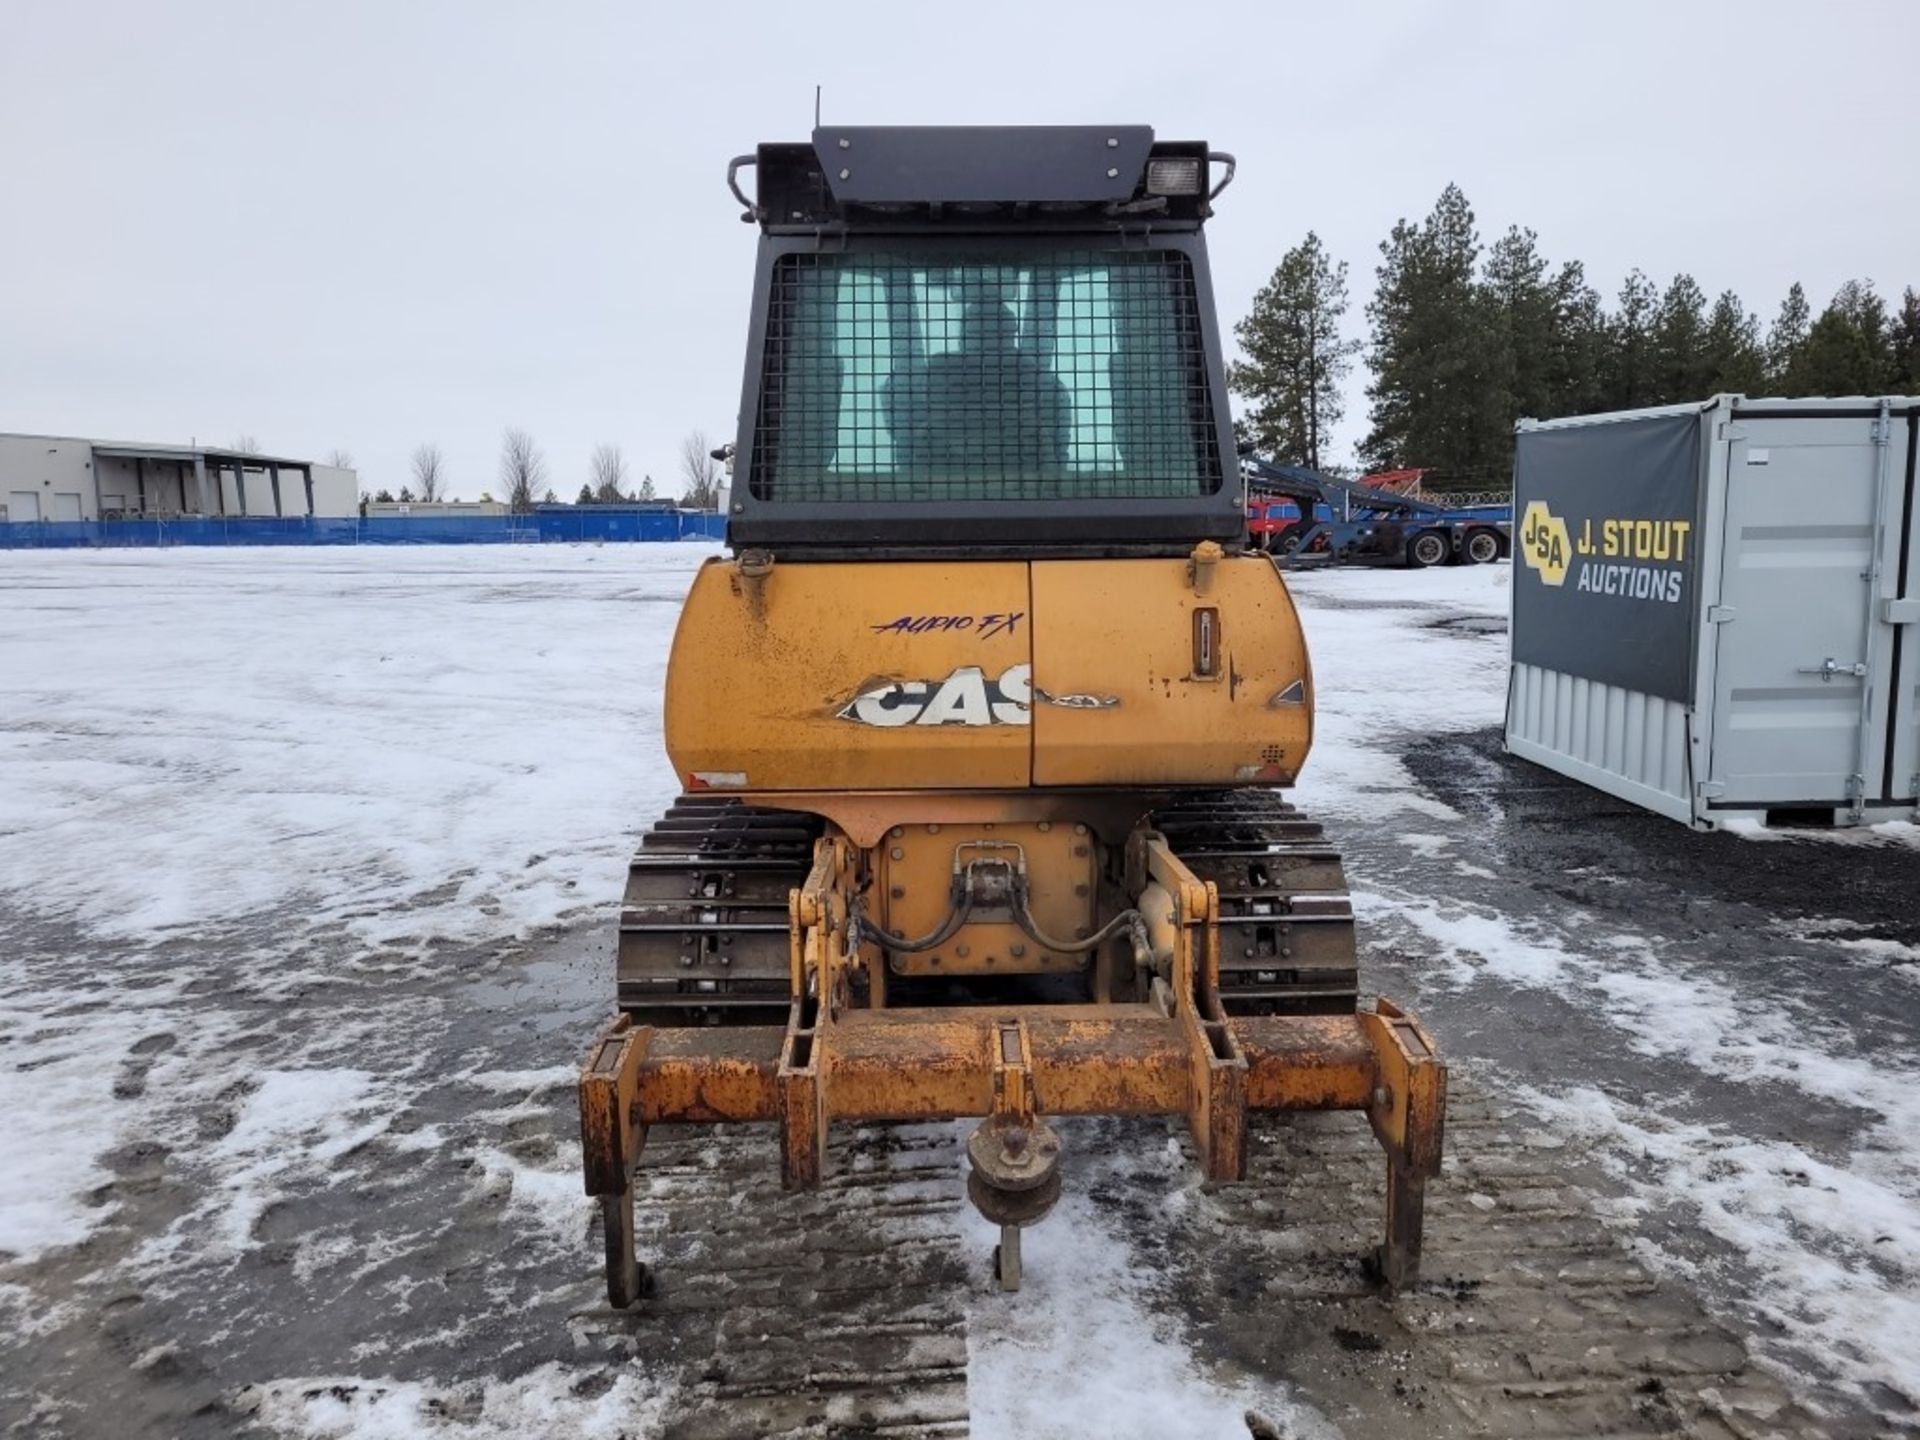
[0,548,694,950]
[1,546,1916,1438]
[1288,565,1920,1417]
[1,549,697,1274]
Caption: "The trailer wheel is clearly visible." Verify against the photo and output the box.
[1464,527,1503,565]
[1407,530,1448,568]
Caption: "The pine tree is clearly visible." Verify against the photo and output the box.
[1791,281,1893,395]
[637,474,656,501]
[373,488,394,503]
[1544,261,1607,417]
[1703,291,1765,395]
[576,483,595,505]
[1890,287,1920,391]
[1229,232,1360,467]
[1835,279,1894,386]
[1792,311,1875,395]
[1766,283,1811,390]
[1363,184,1496,476]
[1482,226,1555,429]
[1603,269,1658,409]
[397,485,415,503]
[1649,274,1712,403]
[1361,217,1420,468]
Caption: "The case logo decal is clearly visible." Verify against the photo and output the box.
[840,664,1031,727]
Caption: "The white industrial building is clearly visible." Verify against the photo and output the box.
[0,433,358,522]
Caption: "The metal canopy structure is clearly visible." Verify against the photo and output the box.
[810,125,1156,205]
[89,441,317,519]
[737,125,1231,233]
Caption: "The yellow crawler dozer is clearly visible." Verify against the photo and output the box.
[579,125,1444,1299]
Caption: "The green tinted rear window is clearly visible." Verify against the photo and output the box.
[748,250,1220,502]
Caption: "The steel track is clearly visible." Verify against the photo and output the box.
[616,792,1358,1024]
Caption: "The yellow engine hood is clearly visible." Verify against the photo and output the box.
[663,554,1313,793]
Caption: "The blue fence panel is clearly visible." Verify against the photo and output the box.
[0,521,94,549]
[357,515,535,545]
[0,513,727,550]
[309,517,363,545]
[88,522,152,548]
[535,510,723,543]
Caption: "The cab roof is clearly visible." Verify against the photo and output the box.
[731,125,1230,232]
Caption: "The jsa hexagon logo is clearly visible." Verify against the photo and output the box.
[1519,501,1572,586]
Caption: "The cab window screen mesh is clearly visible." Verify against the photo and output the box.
[748,251,1219,502]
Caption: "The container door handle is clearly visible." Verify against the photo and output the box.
[1798,657,1868,681]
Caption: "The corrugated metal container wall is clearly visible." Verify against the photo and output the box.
[1506,396,1920,829]
[1508,665,1695,821]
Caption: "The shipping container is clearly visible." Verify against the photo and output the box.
[1505,395,1920,829]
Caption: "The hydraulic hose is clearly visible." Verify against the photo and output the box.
[851,890,973,955]
[1010,876,1148,959]
[852,872,1151,969]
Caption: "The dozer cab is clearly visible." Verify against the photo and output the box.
[579,125,1444,1300]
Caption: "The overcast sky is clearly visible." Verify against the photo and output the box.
[2,0,1912,496]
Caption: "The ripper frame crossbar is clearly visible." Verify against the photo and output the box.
[580,833,1444,1305]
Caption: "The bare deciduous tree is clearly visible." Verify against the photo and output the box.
[324,447,355,469]
[411,443,445,502]
[591,443,629,503]
[678,430,722,510]
[499,428,547,514]
[235,434,261,455]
